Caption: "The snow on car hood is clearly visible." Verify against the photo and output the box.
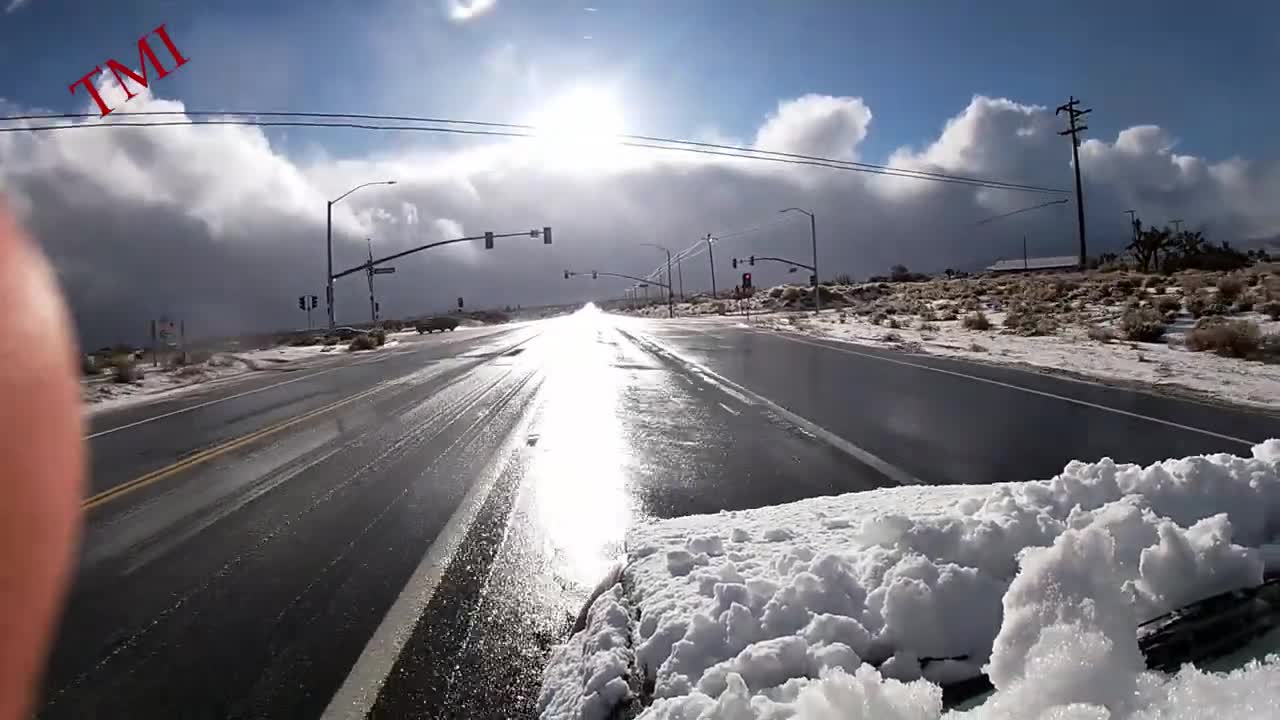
[539,441,1280,719]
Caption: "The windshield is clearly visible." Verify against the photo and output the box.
[1,3,1278,720]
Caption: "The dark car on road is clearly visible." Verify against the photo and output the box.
[415,317,459,334]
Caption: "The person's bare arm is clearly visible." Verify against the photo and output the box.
[0,203,84,720]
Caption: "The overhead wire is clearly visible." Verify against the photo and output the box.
[0,109,1070,195]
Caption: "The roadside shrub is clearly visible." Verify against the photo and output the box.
[918,321,937,332]
[1120,308,1166,342]
[1087,325,1117,343]
[711,301,727,314]
[1216,275,1246,302]
[348,333,378,351]
[886,317,901,329]
[961,311,991,330]
[1234,296,1255,313]
[1262,301,1280,320]
[919,307,937,322]
[939,309,958,321]
[369,328,388,346]
[1156,296,1182,314]
[111,356,143,383]
[321,335,339,346]
[780,287,803,303]
[82,355,100,376]
[382,319,405,332]
[832,272,854,285]
[768,287,784,299]
[1185,293,1208,318]
[882,331,903,343]
[1186,318,1261,358]
[289,335,318,347]
[1003,305,1058,336]
[1180,274,1206,293]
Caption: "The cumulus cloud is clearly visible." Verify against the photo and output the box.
[754,94,872,161]
[445,0,496,23]
[3,79,1279,348]
[4,0,30,14]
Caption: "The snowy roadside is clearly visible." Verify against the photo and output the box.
[756,308,1280,410]
[82,340,400,414]
[539,442,1280,719]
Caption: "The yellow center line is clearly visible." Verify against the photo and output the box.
[82,383,387,512]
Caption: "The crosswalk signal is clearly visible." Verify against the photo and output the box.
[542,226,553,244]
[742,272,753,290]
[484,231,494,249]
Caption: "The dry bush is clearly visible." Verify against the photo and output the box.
[289,335,318,347]
[111,356,143,383]
[939,309,958,322]
[870,311,887,326]
[1235,295,1255,313]
[768,287,784,299]
[1262,301,1280,321]
[1185,292,1208,318]
[1003,304,1058,336]
[780,287,803,302]
[960,297,981,312]
[882,331,903,343]
[1120,308,1166,342]
[1087,325,1117,343]
[919,307,937,322]
[1216,275,1246,302]
[968,342,988,352]
[961,311,991,330]
[918,321,938,332]
[1180,274,1206,293]
[1186,318,1261,358]
[321,335,339,346]
[348,333,378,351]
[886,317,901,329]
[369,328,388,346]
[1156,296,1182,314]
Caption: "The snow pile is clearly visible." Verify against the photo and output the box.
[538,442,1280,719]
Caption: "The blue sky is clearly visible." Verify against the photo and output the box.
[4,0,1276,164]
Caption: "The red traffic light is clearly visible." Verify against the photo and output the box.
[742,272,752,289]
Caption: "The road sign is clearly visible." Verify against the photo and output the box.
[372,267,396,275]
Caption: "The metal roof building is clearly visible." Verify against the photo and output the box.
[985,255,1080,273]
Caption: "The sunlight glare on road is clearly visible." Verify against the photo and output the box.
[526,305,631,589]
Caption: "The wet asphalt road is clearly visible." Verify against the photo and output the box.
[45,311,897,720]
[42,310,1279,719]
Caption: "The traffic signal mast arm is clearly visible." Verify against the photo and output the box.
[732,255,815,271]
[564,269,671,289]
[331,228,550,280]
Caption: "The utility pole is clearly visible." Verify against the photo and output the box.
[1170,219,1184,235]
[1056,96,1091,268]
[706,234,717,298]
[676,254,685,301]
[366,239,377,323]
[1022,235,1028,271]
[1125,209,1138,247]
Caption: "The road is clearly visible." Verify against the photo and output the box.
[42,309,1279,719]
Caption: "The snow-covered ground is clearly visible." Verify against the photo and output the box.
[83,340,400,413]
[540,442,1280,719]
[757,309,1280,409]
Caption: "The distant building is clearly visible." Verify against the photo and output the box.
[985,255,1079,273]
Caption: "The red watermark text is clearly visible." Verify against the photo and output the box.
[69,24,190,117]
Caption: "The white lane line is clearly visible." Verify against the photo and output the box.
[623,329,923,486]
[86,368,340,440]
[319,393,540,720]
[766,331,1260,447]
[718,401,741,416]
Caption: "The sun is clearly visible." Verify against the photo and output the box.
[526,85,626,169]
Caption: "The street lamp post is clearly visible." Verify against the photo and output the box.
[705,234,717,299]
[780,208,818,312]
[326,180,396,329]
[642,242,675,318]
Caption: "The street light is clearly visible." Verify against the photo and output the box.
[779,208,819,312]
[327,180,396,329]
[641,242,675,319]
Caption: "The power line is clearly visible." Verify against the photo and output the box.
[974,198,1069,226]
[0,109,1070,195]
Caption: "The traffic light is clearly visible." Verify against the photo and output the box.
[484,231,494,249]
[298,296,306,310]
[592,271,598,279]
[731,258,738,269]
[749,255,756,266]
[564,269,571,279]
[543,226,552,244]
[742,272,753,290]
[310,295,319,309]
[457,297,464,309]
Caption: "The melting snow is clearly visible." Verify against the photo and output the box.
[540,442,1280,719]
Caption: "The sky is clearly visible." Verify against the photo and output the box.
[2,0,1279,346]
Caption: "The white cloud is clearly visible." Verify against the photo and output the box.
[445,0,497,23]
[3,81,1280,346]
[4,0,30,14]
[753,94,872,161]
